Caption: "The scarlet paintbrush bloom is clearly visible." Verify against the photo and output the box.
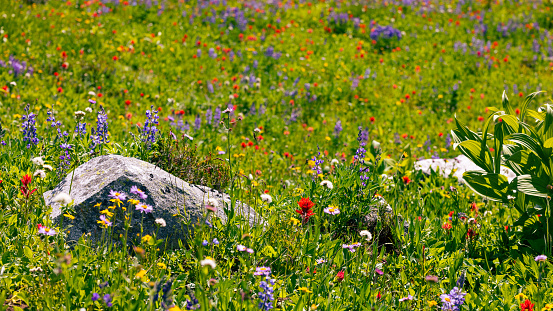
[401,176,411,184]
[296,197,315,223]
[335,270,344,282]
[520,299,534,311]
[20,174,37,198]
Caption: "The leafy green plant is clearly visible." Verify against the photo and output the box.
[149,133,230,190]
[452,91,553,254]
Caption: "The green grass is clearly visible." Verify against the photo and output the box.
[0,0,553,310]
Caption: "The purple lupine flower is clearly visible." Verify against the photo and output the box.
[141,105,159,145]
[46,111,68,138]
[196,49,202,58]
[205,108,212,125]
[208,48,217,59]
[103,294,113,307]
[334,119,342,138]
[213,107,221,126]
[249,103,256,115]
[257,274,275,311]
[394,132,401,144]
[207,81,214,93]
[445,133,452,149]
[370,25,401,41]
[259,104,266,115]
[90,105,109,152]
[92,293,100,301]
[185,292,200,310]
[21,104,39,148]
[423,135,432,152]
[194,114,201,131]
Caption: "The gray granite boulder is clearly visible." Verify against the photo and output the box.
[44,154,260,248]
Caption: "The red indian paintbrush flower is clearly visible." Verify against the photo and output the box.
[296,197,315,223]
[520,299,534,311]
[20,174,36,198]
[335,270,345,282]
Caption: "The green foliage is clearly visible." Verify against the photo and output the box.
[453,91,553,254]
[150,133,230,191]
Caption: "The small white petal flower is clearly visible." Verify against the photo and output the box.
[31,157,44,166]
[52,193,73,205]
[155,218,167,227]
[331,159,340,165]
[483,211,492,217]
[33,170,46,179]
[42,164,53,171]
[10,81,16,86]
[360,230,372,241]
[207,198,219,208]
[200,257,216,269]
[260,194,272,204]
[74,110,86,118]
[320,180,334,190]
[85,107,93,113]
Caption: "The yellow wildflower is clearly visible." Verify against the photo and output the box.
[135,269,147,279]
[298,287,312,293]
[157,262,167,269]
[290,218,301,226]
[142,235,152,243]
[127,199,140,205]
[515,293,528,301]
[63,213,75,220]
[100,209,114,217]
[428,301,438,307]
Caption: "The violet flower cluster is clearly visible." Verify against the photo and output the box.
[21,104,39,148]
[370,25,402,41]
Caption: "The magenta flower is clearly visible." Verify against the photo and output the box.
[109,190,127,201]
[135,204,153,214]
[38,225,57,236]
[254,266,271,276]
[130,186,147,200]
[323,206,340,215]
[535,255,547,262]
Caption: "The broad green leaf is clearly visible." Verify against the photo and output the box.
[453,116,481,142]
[501,90,515,116]
[504,150,542,176]
[542,104,553,141]
[455,140,494,173]
[23,246,33,260]
[507,133,546,163]
[516,174,549,198]
[462,171,510,202]
[520,91,544,122]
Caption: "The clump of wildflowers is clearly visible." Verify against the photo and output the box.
[370,25,401,41]
[440,287,466,310]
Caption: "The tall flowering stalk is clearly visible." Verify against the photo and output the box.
[140,105,159,147]
[90,105,109,153]
[21,104,39,149]
[254,267,275,311]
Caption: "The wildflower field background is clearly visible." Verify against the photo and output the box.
[1,0,553,309]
